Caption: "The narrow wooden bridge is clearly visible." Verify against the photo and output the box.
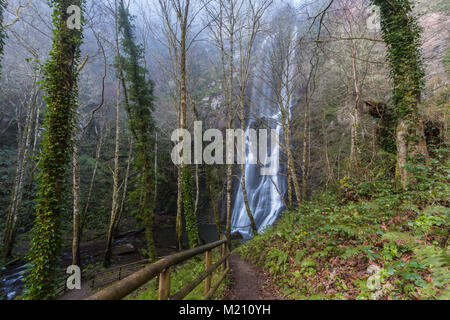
[86,237,230,300]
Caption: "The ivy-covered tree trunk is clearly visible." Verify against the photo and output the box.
[26,0,84,300]
[372,0,428,189]
[117,0,156,260]
[176,164,183,250]
[182,165,200,248]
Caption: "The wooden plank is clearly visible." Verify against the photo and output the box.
[158,267,171,300]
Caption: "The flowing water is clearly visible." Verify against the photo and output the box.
[230,120,287,240]
[231,54,288,240]
[0,263,27,300]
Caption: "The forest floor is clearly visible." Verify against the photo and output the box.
[225,254,280,300]
[236,186,449,300]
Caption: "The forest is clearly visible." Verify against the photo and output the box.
[0,0,448,302]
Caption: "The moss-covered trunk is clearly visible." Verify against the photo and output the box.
[26,0,84,299]
[372,0,429,189]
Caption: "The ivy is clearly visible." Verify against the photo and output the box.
[182,165,200,248]
[372,0,425,121]
[117,1,157,260]
[371,0,429,189]
[25,0,84,300]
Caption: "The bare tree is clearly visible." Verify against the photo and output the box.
[157,0,202,248]
[205,0,271,238]
[2,61,41,258]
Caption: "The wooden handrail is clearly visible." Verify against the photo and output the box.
[86,238,229,300]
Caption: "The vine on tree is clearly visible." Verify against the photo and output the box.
[117,0,157,260]
[371,0,428,187]
[25,0,84,300]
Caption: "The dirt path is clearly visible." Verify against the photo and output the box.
[226,254,280,300]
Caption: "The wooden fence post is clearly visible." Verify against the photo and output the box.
[220,234,227,271]
[158,267,171,300]
[204,250,212,297]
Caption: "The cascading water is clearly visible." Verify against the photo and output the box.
[230,115,286,240]
[231,14,300,240]
[231,57,288,240]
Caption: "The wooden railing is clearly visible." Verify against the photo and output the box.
[86,236,230,300]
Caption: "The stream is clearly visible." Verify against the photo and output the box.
[0,224,220,300]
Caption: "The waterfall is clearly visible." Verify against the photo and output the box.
[231,56,288,240]
[231,16,299,240]
[230,116,286,240]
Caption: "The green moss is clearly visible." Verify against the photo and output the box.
[117,0,156,261]
[25,0,85,300]
[182,165,200,248]
[372,0,425,120]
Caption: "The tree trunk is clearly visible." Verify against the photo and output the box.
[27,0,84,299]
[286,125,301,206]
[113,138,133,236]
[176,164,183,250]
[104,82,121,267]
[3,82,38,259]
[239,99,257,236]
[226,163,233,241]
[72,141,81,267]
[372,0,429,189]
[396,119,428,189]
[80,128,104,236]
[180,1,200,248]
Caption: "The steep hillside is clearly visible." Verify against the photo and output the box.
[237,154,449,300]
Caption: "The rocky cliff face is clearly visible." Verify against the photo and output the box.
[420,12,450,91]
